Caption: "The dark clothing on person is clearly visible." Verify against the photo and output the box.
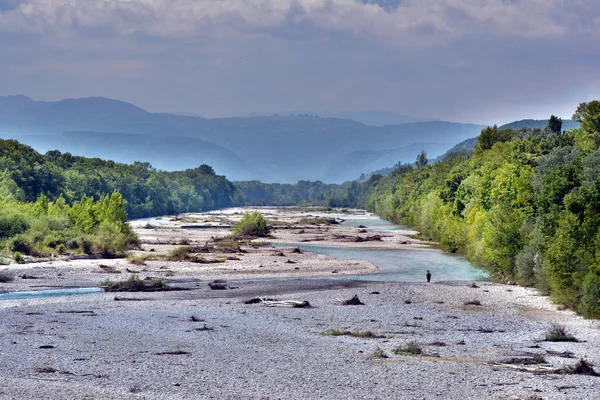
[426,271,431,283]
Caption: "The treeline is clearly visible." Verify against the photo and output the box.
[0,191,137,259]
[235,179,379,208]
[0,139,239,259]
[365,103,600,318]
[0,140,238,219]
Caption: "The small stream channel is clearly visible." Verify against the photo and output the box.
[0,287,103,301]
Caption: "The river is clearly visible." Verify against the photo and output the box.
[276,213,489,282]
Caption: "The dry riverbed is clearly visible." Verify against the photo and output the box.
[0,207,599,399]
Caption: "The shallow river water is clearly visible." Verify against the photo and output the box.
[277,214,489,283]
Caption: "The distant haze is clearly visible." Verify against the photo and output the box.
[1,1,599,124]
[0,95,484,183]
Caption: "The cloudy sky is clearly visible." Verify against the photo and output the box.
[1,0,599,124]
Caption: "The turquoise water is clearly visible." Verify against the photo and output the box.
[277,214,489,282]
[0,287,102,301]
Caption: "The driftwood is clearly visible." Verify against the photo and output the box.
[258,298,312,308]
[336,294,364,305]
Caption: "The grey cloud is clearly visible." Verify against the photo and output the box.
[0,0,578,43]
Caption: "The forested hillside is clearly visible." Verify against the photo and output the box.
[235,179,378,208]
[365,104,600,317]
[0,140,237,219]
[0,139,239,260]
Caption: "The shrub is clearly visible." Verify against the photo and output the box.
[393,341,423,355]
[101,275,182,292]
[0,211,30,240]
[12,252,24,263]
[232,212,270,237]
[372,347,388,359]
[168,246,194,261]
[213,238,242,253]
[92,221,130,257]
[544,323,577,342]
[8,235,33,255]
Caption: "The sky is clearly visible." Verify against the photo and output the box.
[1,0,599,125]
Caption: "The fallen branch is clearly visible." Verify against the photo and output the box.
[259,298,312,308]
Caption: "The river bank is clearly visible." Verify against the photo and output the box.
[1,207,599,399]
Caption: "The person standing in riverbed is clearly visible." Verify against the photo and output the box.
[426,270,431,282]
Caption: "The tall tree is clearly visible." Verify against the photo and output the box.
[416,150,428,168]
[548,115,563,134]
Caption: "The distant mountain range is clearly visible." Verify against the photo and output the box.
[0,95,486,182]
[248,109,436,126]
[499,119,580,131]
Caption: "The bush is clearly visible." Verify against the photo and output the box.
[8,235,33,255]
[393,341,423,355]
[232,212,270,237]
[13,252,24,263]
[168,246,193,261]
[0,211,30,240]
[544,323,577,342]
[92,221,130,257]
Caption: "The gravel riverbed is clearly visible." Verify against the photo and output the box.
[0,208,599,399]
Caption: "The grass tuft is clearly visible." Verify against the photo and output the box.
[544,323,578,342]
[393,341,423,355]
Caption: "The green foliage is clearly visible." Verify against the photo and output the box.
[233,212,270,237]
[476,125,515,151]
[416,150,428,168]
[548,115,563,134]
[544,323,577,342]
[0,211,30,240]
[0,139,237,219]
[393,341,423,355]
[235,179,372,208]
[364,103,600,317]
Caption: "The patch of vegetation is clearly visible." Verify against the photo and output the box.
[500,353,547,365]
[232,212,270,237]
[393,341,423,355]
[167,246,194,261]
[12,252,24,264]
[544,323,578,342]
[362,101,600,318]
[0,257,10,265]
[568,359,599,376]
[101,274,184,292]
[126,254,157,265]
[297,217,339,225]
[372,347,389,359]
[321,329,384,338]
[213,238,243,253]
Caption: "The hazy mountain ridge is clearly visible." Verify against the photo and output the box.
[0,95,484,182]
[499,119,579,131]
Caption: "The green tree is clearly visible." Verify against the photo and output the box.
[415,150,428,168]
[548,115,563,134]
